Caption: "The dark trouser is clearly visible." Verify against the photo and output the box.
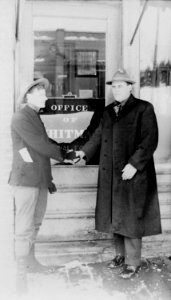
[114,233,142,267]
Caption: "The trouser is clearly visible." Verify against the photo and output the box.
[12,186,48,257]
[113,233,142,267]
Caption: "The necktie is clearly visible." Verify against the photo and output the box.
[114,104,122,116]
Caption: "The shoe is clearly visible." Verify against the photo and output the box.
[119,264,140,279]
[16,273,28,295]
[16,257,28,295]
[27,244,55,274]
[107,255,125,269]
[27,257,55,274]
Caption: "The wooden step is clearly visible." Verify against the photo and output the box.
[38,164,171,240]
[36,232,171,266]
[37,163,171,263]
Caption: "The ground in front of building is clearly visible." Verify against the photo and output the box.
[1,256,171,300]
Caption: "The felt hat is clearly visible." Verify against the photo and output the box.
[106,68,135,85]
[18,78,49,104]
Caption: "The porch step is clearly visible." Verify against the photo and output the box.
[37,164,171,263]
[36,232,171,266]
[39,164,171,240]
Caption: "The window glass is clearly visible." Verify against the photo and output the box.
[34,28,105,164]
[140,0,171,161]
[34,30,105,99]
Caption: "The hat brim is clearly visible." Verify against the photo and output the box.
[26,78,49,92]
[18,78,49,104]
[106,79,135,85]
[106,81,112,85]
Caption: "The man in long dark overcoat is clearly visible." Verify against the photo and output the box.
[76,68,162,279]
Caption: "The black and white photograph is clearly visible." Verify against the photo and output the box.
[0,0,171,299]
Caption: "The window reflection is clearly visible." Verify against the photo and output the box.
[34,29,105,164]
[34,30,105,99]
[140,0,171,161]
[140,1,171,89]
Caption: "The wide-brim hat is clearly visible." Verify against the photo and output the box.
[106,68,135,85]
[18,78,49,105]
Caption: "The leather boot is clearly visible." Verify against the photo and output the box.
[27,244,54,273]
[16,257,28,295]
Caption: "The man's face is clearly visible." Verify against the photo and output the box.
[111,81,132,102]
[27,87,47,109]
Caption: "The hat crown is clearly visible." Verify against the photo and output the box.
[112,68,133,83]
[17,78,49,110]
[106,68,135,85]
[114,68,128,77]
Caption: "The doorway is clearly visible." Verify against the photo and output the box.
[32,1,121,151]
[31,0,121,260]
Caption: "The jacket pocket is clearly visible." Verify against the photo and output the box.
[20,162,40,185]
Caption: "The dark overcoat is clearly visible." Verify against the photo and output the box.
[9,105,63,188]
[82,95,162,238]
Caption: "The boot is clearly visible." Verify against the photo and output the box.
[27,244,54,274]
[16,257,28,295]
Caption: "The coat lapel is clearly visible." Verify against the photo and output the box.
[119,94,138,119]
[106,103,117,120]
[107,94,138,121]
[23,105,47,134]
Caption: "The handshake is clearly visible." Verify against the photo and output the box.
[64,150,85,165]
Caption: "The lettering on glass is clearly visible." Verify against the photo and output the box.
[40,98,105,145]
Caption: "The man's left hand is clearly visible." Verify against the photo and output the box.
[122,164,137,180]
[48,182,57,194]
[64,150,80,164]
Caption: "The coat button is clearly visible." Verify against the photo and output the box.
[102,167,106,170]
[104,154,107,157]
[104,140,107,143]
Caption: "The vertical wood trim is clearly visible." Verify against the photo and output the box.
[122,0,140,98]
[15,0,34,110]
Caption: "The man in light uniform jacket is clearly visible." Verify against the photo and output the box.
[9,78,65,293]
[76,68,162,279]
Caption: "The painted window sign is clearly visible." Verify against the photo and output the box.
[40,97,104,163]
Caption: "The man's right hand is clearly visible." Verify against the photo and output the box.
[75,150,85,160]
[64,150,80,164]
[65,150,78,161]
[63,150,85,164]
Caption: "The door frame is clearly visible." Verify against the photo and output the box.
[32,0,122,105]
